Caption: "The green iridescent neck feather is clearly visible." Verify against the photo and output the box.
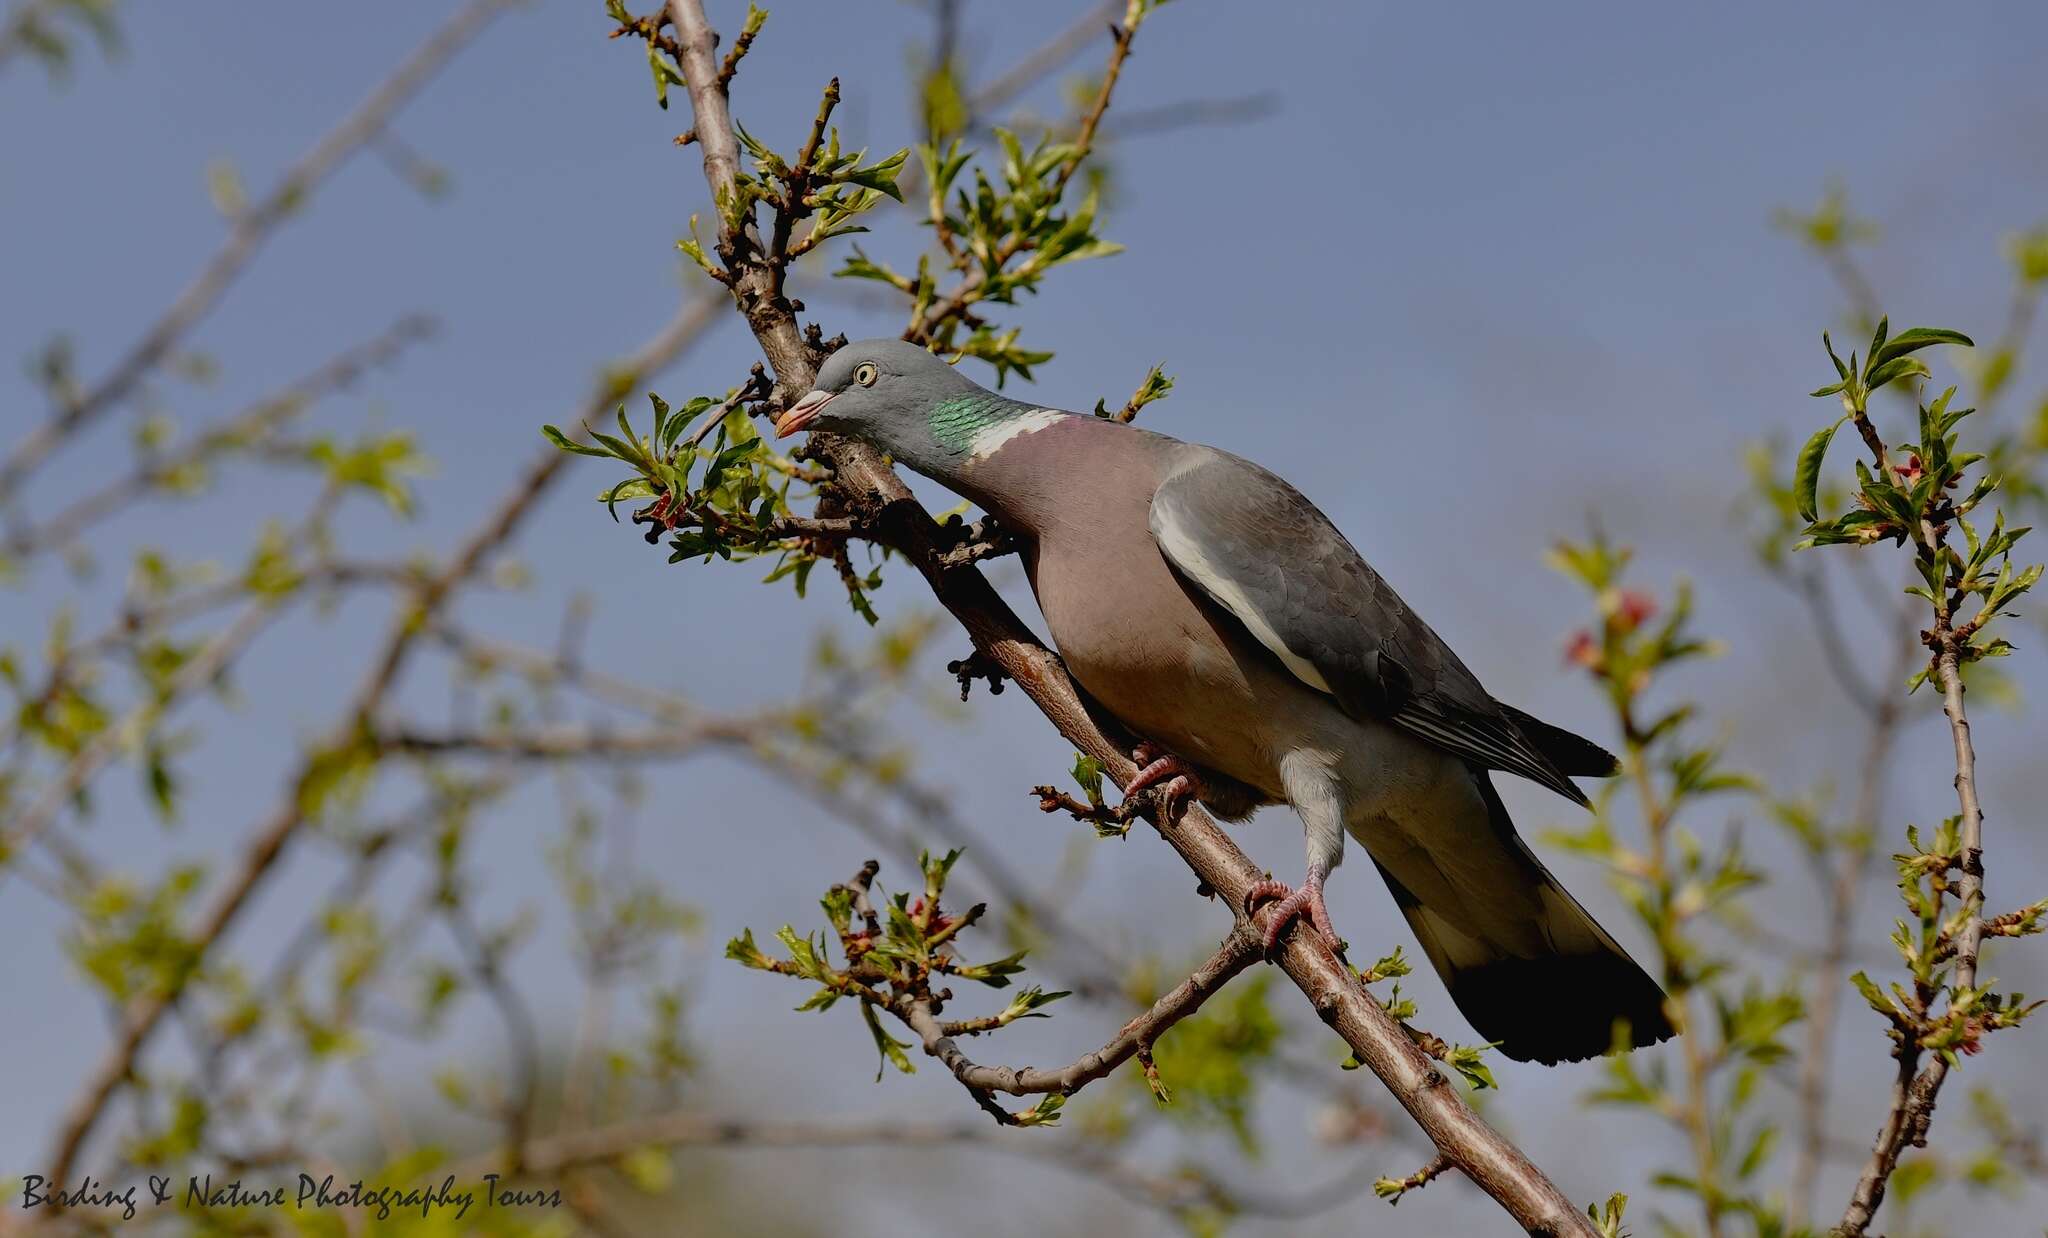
[927,392,1038,456]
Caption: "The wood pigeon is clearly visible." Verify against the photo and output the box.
[775,339,1673,1064]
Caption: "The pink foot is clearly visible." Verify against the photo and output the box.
[1245,872,1342,954]
[1124,743,1202,819]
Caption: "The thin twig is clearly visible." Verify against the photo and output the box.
[37,295,717,1191]
[1831,394,1998,1238]
[965,0,1121,121]
[442,899,542,1175]
[660,2,1599,1230]
[1832,635,1988,1237]
[1,485,342,860]
[895,924,1259,1110]
[5,314,435,558]
[1786,612,1911,1224]
[0,0,509,508]
[376,719,762,761]
[906,2,1144,343]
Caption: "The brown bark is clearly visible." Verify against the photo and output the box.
[661,3,1599,1230]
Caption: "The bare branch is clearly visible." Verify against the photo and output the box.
[4,314,436,559]
[37,294,718,1191]
[907,3,1146,344]
[665,0,813,398]
[1830,381,2006,1238]
[424,622,1130,1002]
[1088,92,1280,137]
[1832,634,1990,1236]
[1786,617,1911,1223]
[442,899,542,1175]
[376,719,761,762]
[1375,1152,1454,1204]
[1786,566,1882,713]
[896,924,1258,1109]
[1032,782,1144,835]
[0,0,510,508]
[965,0,1121,121]
[2,486,342,861]
[1051,12,1136,199]
[657,3,1599,1229]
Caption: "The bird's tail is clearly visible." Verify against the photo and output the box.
[1373,779,1674,1065]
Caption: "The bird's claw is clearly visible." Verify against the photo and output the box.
[1245,875,1342,954]
[1125,743,1202,820]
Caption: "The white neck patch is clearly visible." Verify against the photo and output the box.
[966,408,1066,462]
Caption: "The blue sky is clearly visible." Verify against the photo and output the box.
[5,2,2048,1232]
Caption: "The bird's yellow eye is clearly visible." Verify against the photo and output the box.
[854,361,878,387]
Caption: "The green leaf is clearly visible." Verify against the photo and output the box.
[840,148,909,201]
[1358,946,1412,984]
[1821,330,1849,380]
[1870,326,1973,369]
[1588,1193,1628,1238]
[541,424,612,458]
[1863,355,1931,393]
[1007,985,1070,1020]
[948,949,1027,988]
[1738,1124,1779,1178]
[647,392,670,448]
[602,476,654,523]
[921,846,963,892]
[1444,1043,1498,1091]
[861,1002,916,1081]
[599,477,658,505]
[724,929,772,969]
[1794,414,1848,522]
[1850,970,1898,1019]
[647,42,684,110]
[1071,753,1105,807]
[589,429,650,469]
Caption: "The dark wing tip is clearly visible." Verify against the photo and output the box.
[1448,952,1675,1066]
[1390,702,1596,809]
[1500,704,1622,779]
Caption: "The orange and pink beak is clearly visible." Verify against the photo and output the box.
[773,388,836,438]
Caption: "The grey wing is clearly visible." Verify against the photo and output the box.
[1148,447,1588,807]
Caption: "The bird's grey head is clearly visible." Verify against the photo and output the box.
[773,339,981,453]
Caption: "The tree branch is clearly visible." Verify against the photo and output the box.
[964,0,1121,121]
[1,485,342,861]
[376,719,762,762]
[895,923,1258,1108]
[442,897,543,1176]
[1831,631,1989,1237]
[1786,603,1911,1225]
[423,623,1132,1002]
[4,313,436,559]
[657,3,1598,1230]
[1829,363,2007,1238]
[36,294,718,1193]
[664,0,812,399]
[0,0,510,508]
